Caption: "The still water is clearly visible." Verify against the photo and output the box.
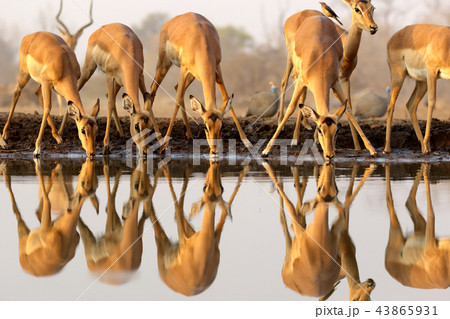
[0,159,449,301]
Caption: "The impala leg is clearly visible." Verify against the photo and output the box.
[422,73,437,154]
[139,73,161,141]
[385,164,406,261]
[384,66,406,154]
[160,68,188,152]
[103,76,117,155]
[56,93,70,138]
[292,89,308,146]
[341,79,361,150]
[34,84,53,157]
[180,73,195,138]
[1,70,30,147]
[405,165,426,232]
[278,53,293,125]
[332,83,377,156]
[35,86,62,144]
[111,81,124,137]
[423,164,437,251]
[406,81,427,147]
[216,65,251,148]
[148,53,172,105]
[262,84,305,155]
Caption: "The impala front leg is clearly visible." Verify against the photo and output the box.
[341,79,361,150]
[332,83,376,156]
[216,66,251,148]
[422,73,437,154]
[35,86,62,144]
[262,85,305,156]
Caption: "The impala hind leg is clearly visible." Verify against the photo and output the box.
[262,84,306,156]
[291,89,311,146]
[384,65,406,154]
[149,52,172,104]
[332,83,376,156]
[278,54,293,125]
[216,66,251,148]
[180,73,195,138]
[35,86,62,144]
[111,81,124,137]
[405,81,427,148]
[160,68,189,153]
[422,73,437,154]
[1,70,31,147]
[103,76,118,155]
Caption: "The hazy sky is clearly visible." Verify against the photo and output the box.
[0,0,378,54]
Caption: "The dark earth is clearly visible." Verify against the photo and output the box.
[0,112,449,161]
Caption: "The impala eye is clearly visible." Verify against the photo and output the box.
[134,183,139,190]
[81,128,86,135]
[135,124,140,132]
[318,128,323,135]
[355,7,361,13]
[143,117,149,124]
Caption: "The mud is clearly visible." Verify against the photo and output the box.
[0,112,449,160]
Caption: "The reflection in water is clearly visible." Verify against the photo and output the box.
[78,160,151,285]
[149,161,247,296]
[2,160,95,276]
[264,162,376,300]
[385,163,450,289]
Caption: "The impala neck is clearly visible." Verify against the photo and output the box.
[342,24,363,63]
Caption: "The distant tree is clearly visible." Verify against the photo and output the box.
[0,26,18,84]
[217,25,254,56]
[133,12,169,44]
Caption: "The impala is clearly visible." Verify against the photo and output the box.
[385,164,450,289]
[3,160,95,276]
[74,23,160,155]
[264,162,376,300]
[384,24,450,154]
[148,12,251,158]
[78,161,151,284]
[149,161,247,296]
[262,16,375,160]
[278,0,377,152]
[0,32,99,157]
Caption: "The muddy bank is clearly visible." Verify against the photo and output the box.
[0,112,449,159]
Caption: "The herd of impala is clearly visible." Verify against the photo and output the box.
[0,0,448,160]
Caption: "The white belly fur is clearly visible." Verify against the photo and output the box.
[27,55,43,84]
[166,41,181,67]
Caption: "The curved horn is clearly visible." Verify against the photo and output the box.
[55,0,71,35]
[74,0,94,38]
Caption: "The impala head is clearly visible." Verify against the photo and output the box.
[344,0,378,34]
[190,160,230,219]
[300,102,347,162]
[129,160,152,200]
[190,95,233,160]
[349,279,376,301]
[123,93,155,157]
[68,99,99,158]
[317,163,338,203]
[75,158,99,213]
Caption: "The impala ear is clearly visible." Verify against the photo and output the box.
[300,105,320,122]
[334,100,347,120]
[123,93,136,115]
[190,95,206,115]
[90,195,99,215]
[68,101,81,121]
[91,98,100,118]
[221,94,233,115]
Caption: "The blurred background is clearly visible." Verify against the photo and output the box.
[0,0,449,120]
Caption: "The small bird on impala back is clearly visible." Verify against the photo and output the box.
[319,2,343,26]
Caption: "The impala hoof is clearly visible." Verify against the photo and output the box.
[102,145,110,156]
[291,139,298,146]
[242,139,252,148]
[0,138,8,149]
